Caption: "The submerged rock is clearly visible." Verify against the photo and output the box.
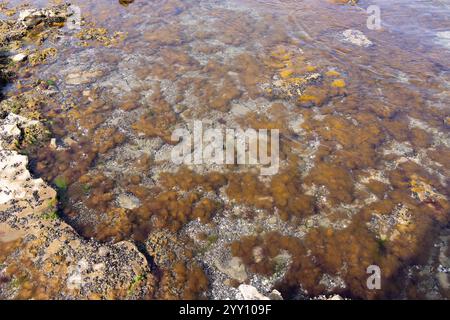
[341,29,373,47]
[435,31,450,50]
[65,70,104,85]
[214,257,248,282]
[118,193,141,210]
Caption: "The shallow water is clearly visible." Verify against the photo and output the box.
[4,0,450,299]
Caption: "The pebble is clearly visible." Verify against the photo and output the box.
[49,138,57,149]
[11,53,27,62]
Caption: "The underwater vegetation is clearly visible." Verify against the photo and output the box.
[1,0,449,300]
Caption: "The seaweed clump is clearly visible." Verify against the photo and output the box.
[132,84,177,143]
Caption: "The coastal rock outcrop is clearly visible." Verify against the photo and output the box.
[0,114,156,299]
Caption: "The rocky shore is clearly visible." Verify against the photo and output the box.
[0,4,157,300]
[0,116,156,299]
[0,3,347,300]
[1,1,449,300]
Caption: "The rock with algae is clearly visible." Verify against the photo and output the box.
[435,31,450,50]
[18,4,71,29]
[0,113,156,299]
[0,112,42,149]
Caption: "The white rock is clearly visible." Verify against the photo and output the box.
[0,113,39,148]
[11,53,27,62]
[66,258,89,290]
[252,246,264,264]
[0,113,52,205]
[49,138,57,149]
[329,294,344,300]
[341,29,373,47]
[65,70,103,85]
[0,124,21,141]
[98,246,110,257]
[238,284,283,300]
[436,31,450,50]
[0,150,50,205]
[3,113,39,128]
[231,104,249,116]
[18,9,35,21]
[239,284,270,300]
[18,7,69,28]
[117,194,141,210]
